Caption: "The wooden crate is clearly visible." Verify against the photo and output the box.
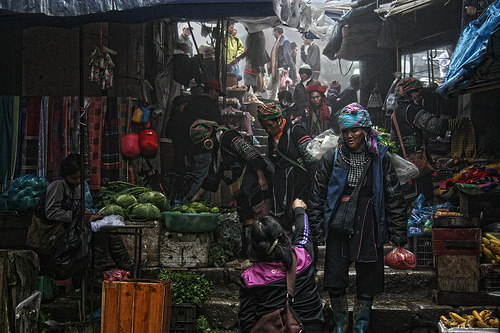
[432,228,480,256]
[435,255,479,292]
[101,279,172,333]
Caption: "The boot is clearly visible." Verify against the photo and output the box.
[330,294,348,333]
[353,298,373,333]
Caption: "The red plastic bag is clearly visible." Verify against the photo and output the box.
[138,129,159,158]
[121,132,140,158]
[384,247,416,270]
[103,269,130,281]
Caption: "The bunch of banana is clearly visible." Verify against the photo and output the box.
[482,233,500,266]
[440,310,499,328]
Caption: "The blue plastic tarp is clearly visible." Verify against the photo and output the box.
[437,0,500,95]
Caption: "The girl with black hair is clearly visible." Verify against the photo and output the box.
[239,199,325,333]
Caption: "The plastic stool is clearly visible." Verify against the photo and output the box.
[55,277,73,293]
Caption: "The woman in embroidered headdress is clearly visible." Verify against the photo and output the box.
[257,102,317,232]
[305,83,332,138]
[189,120,272,269]
[391,77,463,201]
[239,198,325,333]
[308,103,408,333]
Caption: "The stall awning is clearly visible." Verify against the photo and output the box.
[0,0,276,30]
[374,0,438,18]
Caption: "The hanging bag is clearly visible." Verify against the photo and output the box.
[26,215,66,255]
[392,109,434,177]
[250,252,305,333]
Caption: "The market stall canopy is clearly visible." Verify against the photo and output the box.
[374,0,438,18]
[0,0,276,30]
[437,0,500,97]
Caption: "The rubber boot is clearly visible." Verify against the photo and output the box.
[330,295,348,333]
[353,298,373,333]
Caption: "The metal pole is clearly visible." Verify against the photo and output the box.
[78,22,87,322]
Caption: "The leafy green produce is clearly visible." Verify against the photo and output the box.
[138,191,170,212]
[208,238,234,267]
[113,194,137,208]
[158,269,213,308]
[172,201,217,214]
[127,202,161,221]
[374,126,397,152]
[98,204,126,217]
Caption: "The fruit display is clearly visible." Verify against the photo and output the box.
[482,233,500,266]
[172,201,220,214]
[440,310,499,328]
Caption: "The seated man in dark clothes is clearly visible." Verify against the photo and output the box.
[328,74,360,133]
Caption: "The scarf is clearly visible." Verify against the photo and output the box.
[270,35,284,82]
[338,103,381,156]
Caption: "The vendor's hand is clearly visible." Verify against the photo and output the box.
[301,44,305,51]
[256,170,268,191]
[292,198,307,210]
[230,58,239,66]
[84,210,92,221]
[191,194,200,202]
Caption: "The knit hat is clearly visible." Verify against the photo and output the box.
[257,102,283,122]
[306,84,327,94]
[338,103,382,155]
[298,64,312,76]
[395,77,423,100]
[189,120,219,144]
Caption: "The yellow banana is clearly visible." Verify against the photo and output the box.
[488,243,500,256]
[480,309,493,321]
[473,310,483,321]
[449,312,466,324]
[490,239,500,247]
[440,315,452,328]
[491,259,500,266]
[483,237,491,245]
[465,317,475,328]
[482,245,494,260]
[476,319,490,328]
[449,320,459,327]
[489,317,499,328]
[485,233,499,241]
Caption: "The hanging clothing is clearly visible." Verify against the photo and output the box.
[0,96,13,186]
[86,97,105,190]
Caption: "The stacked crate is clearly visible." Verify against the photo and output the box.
[433,211,481,293]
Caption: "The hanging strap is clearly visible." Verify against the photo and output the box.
[272,139,308,173]
[391,109,408,159]
[286,251,297,298]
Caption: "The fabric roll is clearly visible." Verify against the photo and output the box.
[23,97,41,175]
[10,97,20,181]
[14,97,28,178]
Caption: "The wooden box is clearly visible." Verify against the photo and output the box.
[435,255,479,292]
[160,231,212,268]
[101,279,172,333]
[432,228,480,256]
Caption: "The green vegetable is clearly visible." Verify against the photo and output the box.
[99,204,126,217]
[210,207,220,213]
[127,203,161,221]
[208,238,234,267]
[157,270,213,308]
[113,194,137,208]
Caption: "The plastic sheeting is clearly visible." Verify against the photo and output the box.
[437,0,500,96]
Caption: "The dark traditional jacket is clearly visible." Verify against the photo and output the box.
[267,121,317,217]
[308,145,407,246]
[201,130,271,200]
[239,207,325,333]
[391,101,448,156]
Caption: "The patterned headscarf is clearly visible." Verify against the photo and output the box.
[395,77,423,102]
[337,103,382,155]
[258,102,283,122]
[189,119,219,144]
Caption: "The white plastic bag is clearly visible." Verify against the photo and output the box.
[306,129,339,160]
[387,152,419,185]
[90,215,125,232]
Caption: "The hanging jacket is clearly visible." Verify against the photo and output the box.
[308,145,407,246]
[225,34,245,64]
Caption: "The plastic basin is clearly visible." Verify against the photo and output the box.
[162,212,219,233]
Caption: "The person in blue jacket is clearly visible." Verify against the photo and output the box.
[308,103,408,333]
[239,198,325,332]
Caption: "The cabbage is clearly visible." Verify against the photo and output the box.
[99,204,126,217]
[113,194,137,208]
[138,191,155,203]
[127,203,161,221]
[138,191,170,212]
